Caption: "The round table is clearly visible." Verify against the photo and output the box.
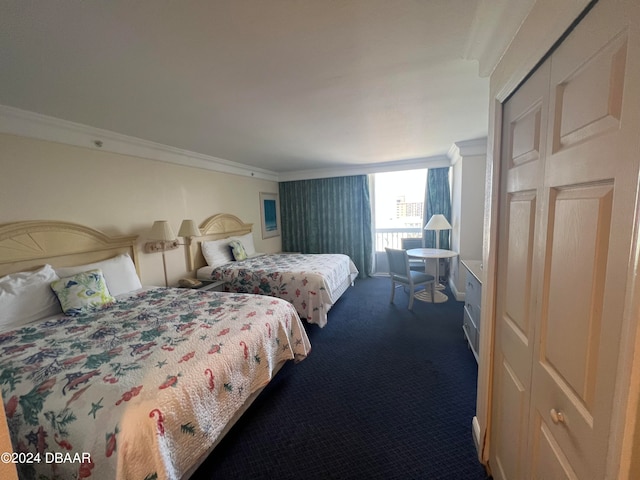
[406,248,459,303]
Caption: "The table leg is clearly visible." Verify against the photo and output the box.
[432,258,446,290]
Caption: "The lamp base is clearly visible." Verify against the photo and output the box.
[161,251,169,287]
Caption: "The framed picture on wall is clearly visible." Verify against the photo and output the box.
[259,192,280,239]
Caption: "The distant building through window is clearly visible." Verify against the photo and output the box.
[395,196,423,222]
[373,169,427,252]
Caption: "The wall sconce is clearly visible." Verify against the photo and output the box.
[145,221,179,287]
[145,220,201,287]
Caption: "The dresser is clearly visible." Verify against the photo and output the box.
[461,260,482,363]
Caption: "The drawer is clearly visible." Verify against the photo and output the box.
[464,301,475,325]
[464,304,478,330]
[465,274,482,310]
[463,262,482,362]
[464,307,481,360]
[463,307,477,347]
[466,299,481,330]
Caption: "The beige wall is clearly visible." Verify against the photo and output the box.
[0,133,281,286]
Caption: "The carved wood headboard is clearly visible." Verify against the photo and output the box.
[186,214,253,272]
[0,221,139,277]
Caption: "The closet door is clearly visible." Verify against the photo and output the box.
[490,0,640,478]
[528,1,640,478]
[489,55,550,480]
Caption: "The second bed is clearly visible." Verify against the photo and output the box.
[187,214,359,328]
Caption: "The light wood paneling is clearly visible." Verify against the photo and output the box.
[553,34,627,152]
[504,192,536,338]
[511,106,542,167]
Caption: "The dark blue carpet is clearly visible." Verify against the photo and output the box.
[192,277,489,479]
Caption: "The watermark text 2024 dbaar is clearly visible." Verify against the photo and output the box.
[1,451,92,464]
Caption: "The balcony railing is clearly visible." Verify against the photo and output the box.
[374,228,422,252]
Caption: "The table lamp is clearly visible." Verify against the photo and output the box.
[424,214,452,287]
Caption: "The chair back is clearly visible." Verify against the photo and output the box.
[385,248,410,280]
[401,237,426,271]
[401,237,423,250]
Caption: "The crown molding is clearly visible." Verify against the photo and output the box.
[0,105,279,182]
[278,155,452,182]
[464,0,536,77]
[1,104,486,183]
[448,137,488,165]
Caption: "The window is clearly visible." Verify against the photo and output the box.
[371,169,427,253]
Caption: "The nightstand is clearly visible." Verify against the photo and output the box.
[182,280,225,292]
[197,280,225,292]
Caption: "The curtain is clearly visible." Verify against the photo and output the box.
[423,167,452,249]
[279,175,373,278]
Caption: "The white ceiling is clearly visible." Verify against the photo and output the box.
[0,1,529,178]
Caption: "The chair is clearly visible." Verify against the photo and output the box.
[385,247,435,310]
[401,237,425,271]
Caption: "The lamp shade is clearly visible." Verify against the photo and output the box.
[150,220,176,241]
[424,214,452,231]
[178,219,201,237]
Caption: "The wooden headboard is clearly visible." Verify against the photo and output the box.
[0,221,139,277]
[186,214,253,272]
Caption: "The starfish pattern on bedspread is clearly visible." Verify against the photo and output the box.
[0,287,310,480]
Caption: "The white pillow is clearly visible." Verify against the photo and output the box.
[229,232,256,257]
[202,239,234,267]
[55,254,142,297]
[0,264,62,329]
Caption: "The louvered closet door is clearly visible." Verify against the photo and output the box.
[490,0,640,478]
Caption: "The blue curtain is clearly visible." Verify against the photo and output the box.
[423,167,452,249]
[279,175,373,278]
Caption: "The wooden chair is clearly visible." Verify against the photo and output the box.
[385,247,435,310]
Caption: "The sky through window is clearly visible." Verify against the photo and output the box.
[373,169,427,229]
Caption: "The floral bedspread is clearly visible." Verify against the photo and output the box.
[0,288,310,480]
[210,254,358,328]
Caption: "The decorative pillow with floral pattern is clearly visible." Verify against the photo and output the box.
[229,240,248,261]
[50,269,115,315]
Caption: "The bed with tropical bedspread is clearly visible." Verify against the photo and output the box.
[202,253,358,328]
[0,287,310,480]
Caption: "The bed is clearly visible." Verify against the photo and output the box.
[0,220,311,480]
[185,214,359,328]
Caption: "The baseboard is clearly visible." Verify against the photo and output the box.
[472,416,481,457]
[449,278,465,301]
